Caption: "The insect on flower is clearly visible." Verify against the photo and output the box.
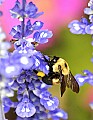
[35,56,79,97]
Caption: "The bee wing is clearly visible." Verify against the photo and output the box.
[58,65,66,97]
[60,75,66,97]
[66,71,79,93]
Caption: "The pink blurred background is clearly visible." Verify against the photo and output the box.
[0,0,88,40]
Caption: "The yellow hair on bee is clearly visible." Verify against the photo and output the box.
[37,71,45,77]
[52,78,60,85]
[52,58,70,75]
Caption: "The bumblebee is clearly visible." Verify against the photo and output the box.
[35,56,79,97]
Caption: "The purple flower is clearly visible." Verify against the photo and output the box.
[10,0,22,20]
[88,0,93,7]
[16,116,32,120]
[68,0,93,119]
[33,111,47,120]
[40,82,51,91]
[16,97,36,118]
[40,91,59,110]
[0,27,10,58]
[17,86,26,94]
[34,55,49,74]
[3,49,35,73]
[13,39,34,50]
[89,102,93,110]
[32,21,44,30]
[75,74,87,86]
[17,74,26,84]
[85,23,93,34]
[10,25,21,39]
[16,112,47,120]
[10,0,43,20]
[84,5,93,15]
[3,97,14,113]
[10,80,19,90]
[0,11,2,16]
[0,0,4,16]
[0,0,4,5]
[83,1,93,23]
[3,105,10,113]
[24,2,44,19]
[0,0,68,119]
[10,20,44,38]
[75,70,93,86]
[16,102,36,118]
[17,94,23,102]
[89,15,93,22]
[0,42,11,57]
[68,18,89,34]
[33,30,53,44]
[0,58,21,78]
[3,97,13,107]
[48,108,68,120]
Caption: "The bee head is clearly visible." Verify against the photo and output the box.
[52,56,59,63]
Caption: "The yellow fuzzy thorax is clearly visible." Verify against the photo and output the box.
[52,58,70,75]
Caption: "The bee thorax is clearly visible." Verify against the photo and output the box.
[52,58,70,75]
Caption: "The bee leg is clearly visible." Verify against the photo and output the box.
[58,65,66,97]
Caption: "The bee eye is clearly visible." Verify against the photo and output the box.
[53,59,56,62]
[64,63,67,68]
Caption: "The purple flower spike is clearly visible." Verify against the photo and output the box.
[0,0,69,119]
[16,98,36,118]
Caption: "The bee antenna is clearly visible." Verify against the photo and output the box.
[42,55,49,62]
